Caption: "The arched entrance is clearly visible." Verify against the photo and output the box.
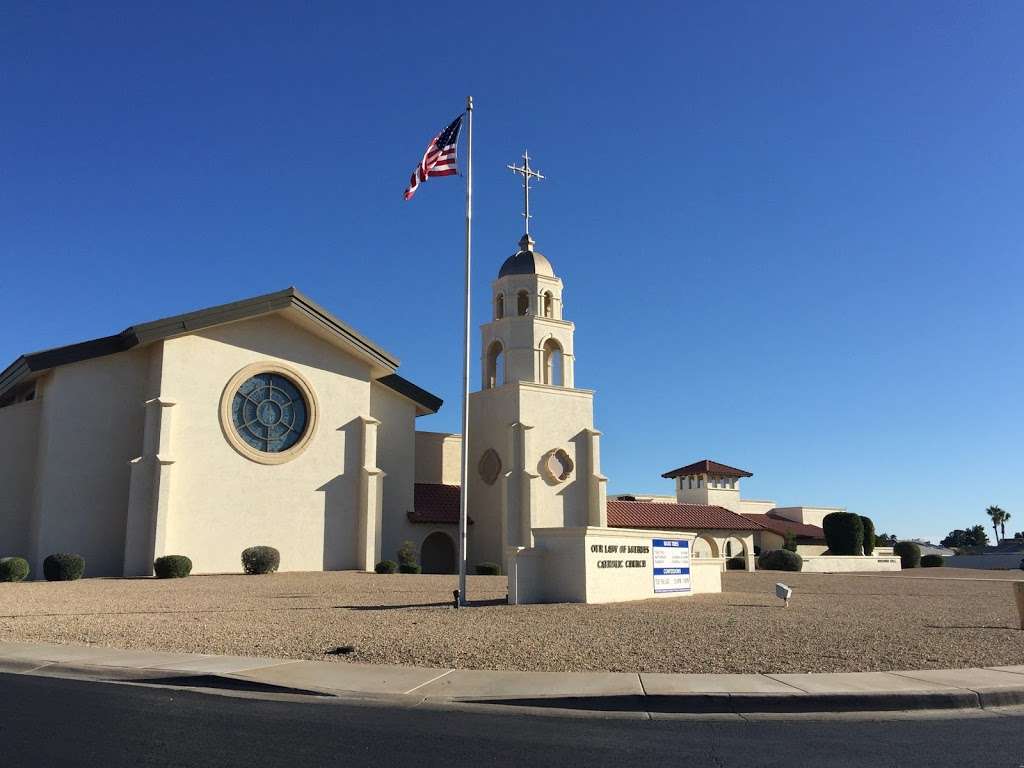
[420,531,456,574]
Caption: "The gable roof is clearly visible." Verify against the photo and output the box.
[406,483,473,525]
[0,287,442,415]
[741,513,825,540]
[661,459,753,479]
[607,500,764,531]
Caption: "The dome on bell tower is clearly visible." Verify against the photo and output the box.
[498,234,555,278]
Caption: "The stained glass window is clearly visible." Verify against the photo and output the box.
[231,373,308,453]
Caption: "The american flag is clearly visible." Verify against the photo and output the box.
[403,113,463,200]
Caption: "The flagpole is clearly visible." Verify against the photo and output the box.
[457,95,473,607]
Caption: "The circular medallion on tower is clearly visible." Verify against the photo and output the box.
[478,448,502,485]
[541,448,574,484]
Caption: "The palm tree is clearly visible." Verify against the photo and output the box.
[1001,511,1011,542]
[986,505,1007,544]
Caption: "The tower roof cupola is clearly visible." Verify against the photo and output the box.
[498,234,555,278]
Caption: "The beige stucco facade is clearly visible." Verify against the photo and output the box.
[0,290,441,579]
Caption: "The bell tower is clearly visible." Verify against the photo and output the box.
[466,151,607,574]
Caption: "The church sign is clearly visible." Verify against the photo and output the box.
[652,538,691,594]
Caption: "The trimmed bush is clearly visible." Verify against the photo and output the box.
[397,540,418,568]
[860,516,876,556]
[43,553,85,582]
[153,555,192,579]
[823,512,864,555]
[725,556,746,570]
[920,554,945,568]
[241,546,280,575]
[398,563,422,574]
[476,562,500,576]
[894,541,921,569]
[0,557,30,583]
[375,560,398,574]
[783,531,797,552]
[757,549,803,572]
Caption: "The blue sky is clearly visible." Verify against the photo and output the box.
[2,1,1021,543]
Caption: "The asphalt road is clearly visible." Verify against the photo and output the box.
[1,673,1023,767]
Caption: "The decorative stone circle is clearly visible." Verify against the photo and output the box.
[542,448,574,483]
[478,448,502,485]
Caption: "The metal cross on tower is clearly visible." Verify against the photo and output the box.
[507,150,544,236]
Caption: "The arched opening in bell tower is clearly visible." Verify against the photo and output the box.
[542,338,563,386]
[516,290,529,316]
[485,341,505,388]
[542,290,553,318]
[495,294,504,319]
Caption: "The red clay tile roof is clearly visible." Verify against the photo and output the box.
[742,513,825,540]
[407,483,472,525]
[607,500,765,531]
[661,459,753,479]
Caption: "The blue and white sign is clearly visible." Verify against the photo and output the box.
[652,538,691,594]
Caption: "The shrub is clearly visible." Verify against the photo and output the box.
[823,512,864,555]
[894,541,921,569]
[757,549,803,572]
[920,554,945,568]
[375,560,398,574]
[726,556,746,570]
[153,555,192,579]
[476,562,500,576]
[43,553,85,582]
[860,516,876,556]
[0,557,30,582]
[398,563,422,574]
[783,532,797,552]
[241,546,280,575]
[397,540,418,568]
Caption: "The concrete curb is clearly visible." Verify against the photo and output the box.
[2,641,1023,716]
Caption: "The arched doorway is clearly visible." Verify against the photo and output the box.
[692,536,718,559]
[420,531,456,574]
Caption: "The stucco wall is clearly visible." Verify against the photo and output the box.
[800,555,901,573]
[0,398,40,559]
[945,553,1024,570]
[414,431,462,485]
[773,506,843,528]
[31,350,149,577]
[158,314,375,574]
[372,382,418,565]
[511,527,721,604]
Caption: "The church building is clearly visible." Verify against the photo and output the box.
[0,220,610,581]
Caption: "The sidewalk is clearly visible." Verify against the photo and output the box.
[1,640,1023,715]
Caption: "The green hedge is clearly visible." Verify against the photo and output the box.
[757,549,803,572]
[920,554,945,568]
[241,546,280,575]
[894,541,921,569]
[375,560,398,574]
[397,541,418,568]
[43,553,85,581]
[823,512,864,555]
[475,562,500,576]
[153,555,192,579]
[0,557,30,582]
[398,563,422,574]
[860,516,876,556]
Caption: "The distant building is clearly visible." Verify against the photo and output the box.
[609,459,847,566]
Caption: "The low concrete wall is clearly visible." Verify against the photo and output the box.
[945,554,1024,570]
[508,526,722,604]
[800,555,902,573]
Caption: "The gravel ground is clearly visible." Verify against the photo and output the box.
[1,569,1021,674]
